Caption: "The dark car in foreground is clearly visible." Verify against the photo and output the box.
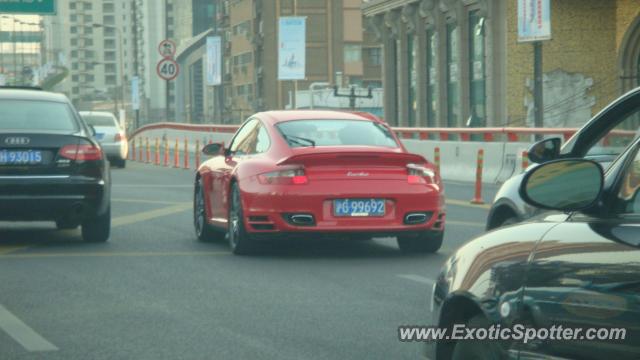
[193,110,445,255]
[0,88,111,242]
[487,86,640,230]
[426,142,640,358]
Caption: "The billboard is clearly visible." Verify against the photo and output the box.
[206,36,222,86]
[517,0,551,42]
[278,17,306,80]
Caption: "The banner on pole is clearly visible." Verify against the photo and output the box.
[206,36,222,86]
[131,76,140,111]
[278,17,306,80]
[518,0,551,42]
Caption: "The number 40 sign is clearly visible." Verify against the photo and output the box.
[156,58,179,81]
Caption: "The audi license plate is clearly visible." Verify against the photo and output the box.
[334,199,385,217]
[0,150,44,165]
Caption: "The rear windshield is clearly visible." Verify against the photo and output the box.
[82,114,117,127]
[276,119,399,148]
[0,100,77,131]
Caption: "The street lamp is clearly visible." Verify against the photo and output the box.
[92,23,125,115]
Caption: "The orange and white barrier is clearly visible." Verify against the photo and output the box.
[471,149,484,204]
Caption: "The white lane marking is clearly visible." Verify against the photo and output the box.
[397,274,436,286]
[0,304,58,352]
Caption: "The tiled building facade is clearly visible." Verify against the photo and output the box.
[364,0,640,128]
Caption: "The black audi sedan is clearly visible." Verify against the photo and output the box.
[426,139,640,357]
[0,87,111,242]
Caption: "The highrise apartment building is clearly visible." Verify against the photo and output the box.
[43,0,135,112]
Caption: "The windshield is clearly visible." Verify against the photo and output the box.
[276,120,398,148]
[0,100,76,131]
[82,115,117,127]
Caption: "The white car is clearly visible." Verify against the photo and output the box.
[79,111,128,168]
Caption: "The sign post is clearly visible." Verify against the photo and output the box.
[518,0,551,136]
[157,39,178,121]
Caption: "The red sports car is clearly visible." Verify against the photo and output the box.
[193,111,445,254]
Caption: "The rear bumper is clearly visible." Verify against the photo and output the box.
[0,176,109,221]
[238,179,445,235]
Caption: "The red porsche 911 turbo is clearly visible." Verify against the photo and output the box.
[193,111,445,255]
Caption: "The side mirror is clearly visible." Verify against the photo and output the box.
[528,137,562,164]
[202,142,225,156]
[519,159,603,212]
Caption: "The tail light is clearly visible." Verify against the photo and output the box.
[114,132,125,142]
[58,144,103,161]
[407,164,436,184]
[258,168,308,185]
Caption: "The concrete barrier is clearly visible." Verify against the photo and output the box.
[129,124,533,184]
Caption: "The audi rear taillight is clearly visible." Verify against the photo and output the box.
[58,144,103,161]
[407,164,436,184]
[258,168,308,185]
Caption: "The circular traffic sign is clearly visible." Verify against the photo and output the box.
[158,39,177,58]
[156,58,179,81]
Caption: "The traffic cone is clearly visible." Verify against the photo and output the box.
[154,138,160,165]
[145,137,150,163]
[195,139,201,169]
[183,138,190,170]
[471,149,485,205]
[173,139,180,168]
[522,150,529,172]
[163,138,169,167]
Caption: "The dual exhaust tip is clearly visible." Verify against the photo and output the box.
[285,212,431,226]
[404,212,432,225]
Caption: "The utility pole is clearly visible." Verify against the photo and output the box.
[533,42,543,140]
[132,0,140,129]
[164,0,170,121]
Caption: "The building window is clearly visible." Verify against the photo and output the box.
[407,35,417,127]
[105,75,117,85]
[446,23,459,128]
[469,11,486,127]
[344,44,362,63]
[368,47,382,66]
[426,29,438,127]
[103,3,115,12]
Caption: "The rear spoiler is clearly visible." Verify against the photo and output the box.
[278,151,428,166]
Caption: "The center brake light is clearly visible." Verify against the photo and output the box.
[59,144,103,161]
[258,168,308,185]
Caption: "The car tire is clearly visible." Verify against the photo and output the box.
[397,231,443,253]
[194,178,219,242]
[81,206,111,242]
[55,219,79,230]
[451,314,503,360]
[228,182,256,255]
[112,158,126,168]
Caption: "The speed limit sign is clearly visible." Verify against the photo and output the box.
[157,58,179,81]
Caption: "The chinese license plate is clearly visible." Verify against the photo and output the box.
[334,199,385,217]
[0,150,43,165]
[95,133,105,140]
